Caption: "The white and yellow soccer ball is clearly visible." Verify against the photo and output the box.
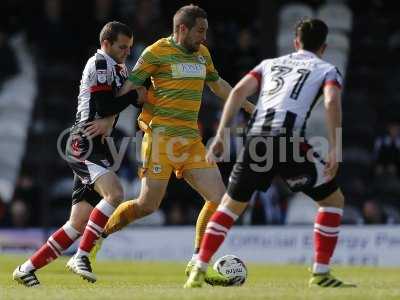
[213,254,247,286]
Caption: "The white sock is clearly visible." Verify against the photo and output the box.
[195,259,208,272]
[76,249,90,258]
[191,254,198,262]
[313,263,330,274]
[20,260,35,273]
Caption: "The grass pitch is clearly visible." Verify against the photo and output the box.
[1,254,399,300]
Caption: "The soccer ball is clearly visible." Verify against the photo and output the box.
[213,254,247,286]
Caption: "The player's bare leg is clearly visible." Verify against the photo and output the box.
[67,172,123,283]
[184,194,247,288]
[104,177,169,233]
[13,202,89,287]
[90,177,169,260]
[182,167,225,276]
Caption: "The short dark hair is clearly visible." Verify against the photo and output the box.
[295,18,328,52]
[173,4,207,33]
[99,21,133,45]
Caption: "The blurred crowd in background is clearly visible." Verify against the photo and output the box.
[0,0,399,228]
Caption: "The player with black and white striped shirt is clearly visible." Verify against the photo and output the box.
[185,18,356,289]
[247,49,342,137]
[13,21,144,287]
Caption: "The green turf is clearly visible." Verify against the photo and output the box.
[1,254,399,300]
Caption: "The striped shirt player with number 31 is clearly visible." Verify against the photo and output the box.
[185,18,357,289]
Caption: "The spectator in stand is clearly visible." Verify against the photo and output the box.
[10,198,30,228]
[232,28,260,83]
[84,0,119,55]
[373,119,400,177]
[13,171,42,227]
[123,0,167,47]
[362,197,396,224]
[28,0,76,64]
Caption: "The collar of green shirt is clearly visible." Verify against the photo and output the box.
[168,35,194,55]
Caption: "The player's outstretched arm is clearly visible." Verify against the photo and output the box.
[94,89,143,118]
[207,78,255,114]
[323,84,342,180]
[215,75,258,138]
[206,75,258,163]
[116,79,147,102]
[86,86,147,139]
[116,80,135,97]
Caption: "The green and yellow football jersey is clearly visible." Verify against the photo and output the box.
[129,36,219,139]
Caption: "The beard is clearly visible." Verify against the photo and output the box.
[183,39,200,53]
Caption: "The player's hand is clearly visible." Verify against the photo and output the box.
[242,101,255,114]
[84,116,115,140]
[206,135,225,164]
[136,86,148,104]
[324,149,339,181]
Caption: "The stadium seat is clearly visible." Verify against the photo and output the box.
[0,178,14,203]
[278,4,351,72]
[277,31,295,55]
[0,138,24,160]
[327,32,350,52]
[0,33,37,202]
[279,4,314,32]
[0,120,27,139]
[317,3,352,33]
[323,49,348,75]
[278,3,314,56]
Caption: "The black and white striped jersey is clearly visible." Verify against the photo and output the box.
[247,49,342,136]
[75,49,128,126]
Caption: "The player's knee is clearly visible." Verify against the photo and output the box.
[139,203,158,217]
[214,188,226,203]
[335,190,345,208]
[136,198,159,217]
[204,184,225,203]
[103,188,124,206]
[68,219,86,234]
[319,189,345,209]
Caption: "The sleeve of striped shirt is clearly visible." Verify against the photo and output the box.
[89,57,113,93]
[129,46,160,86]
[248,60,265,88]
[202,46,219,82]
[324,67,343,89]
